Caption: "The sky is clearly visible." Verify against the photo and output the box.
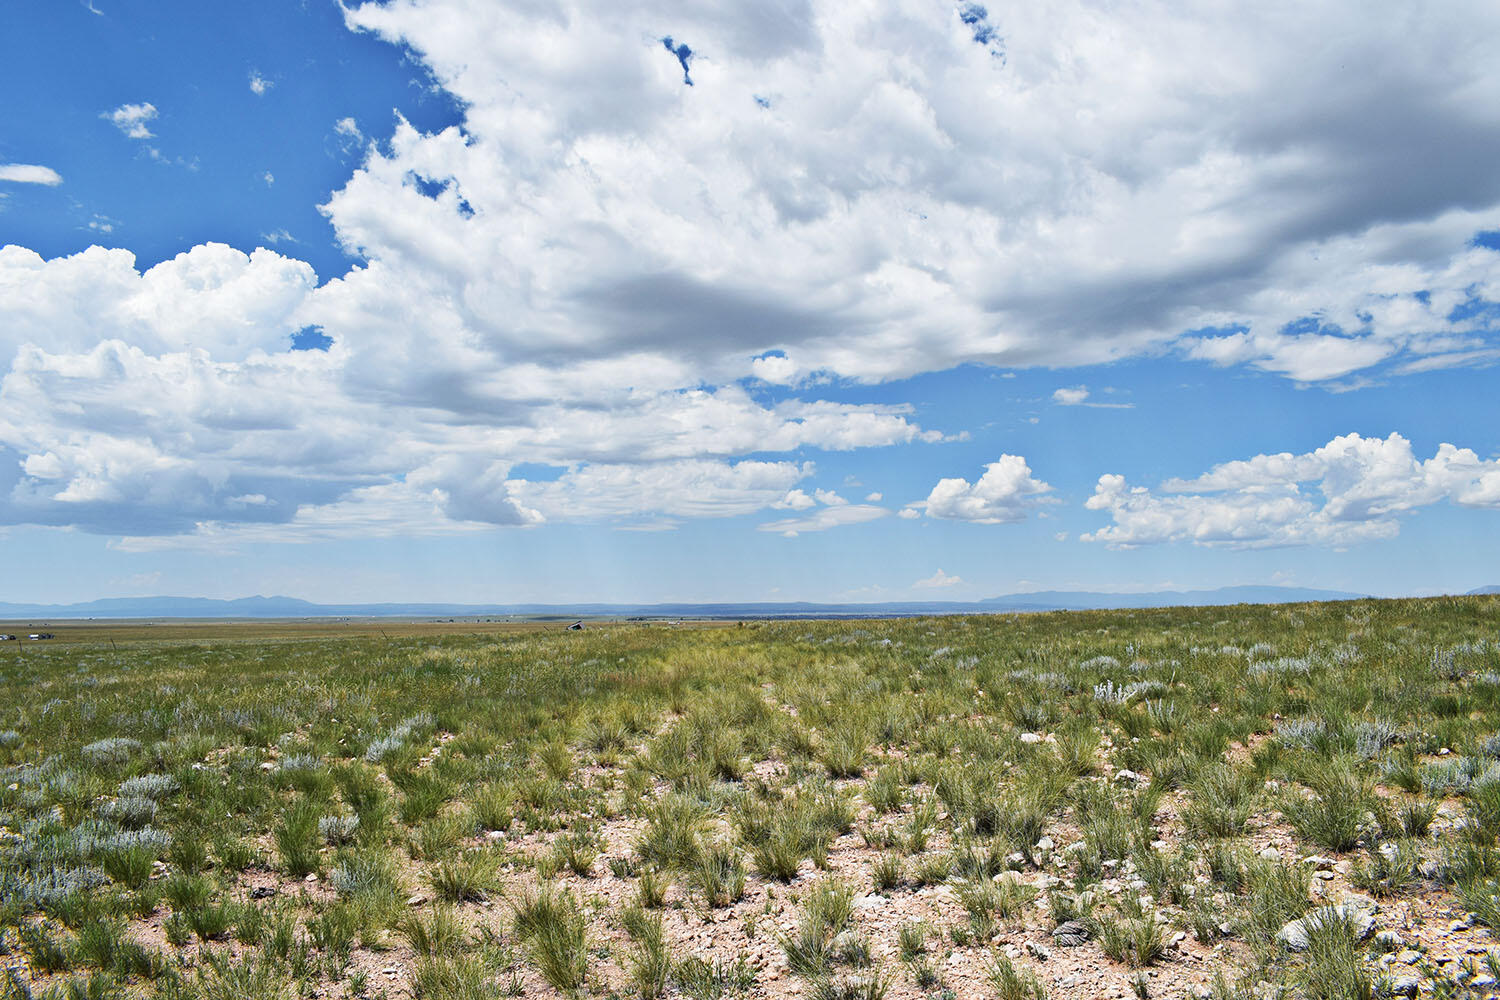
[1,0,1498,605]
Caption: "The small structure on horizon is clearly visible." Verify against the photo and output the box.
[567,621,584,631]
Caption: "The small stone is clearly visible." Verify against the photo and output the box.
[1052,921,1091,947]
[303,872,318,883]
[1035,836,1054,852]
[1020,732,1043,745]
[854,894,888,910]
[1258,847,1281,861]
[249,886,277,900]
[1114,769,1141,785]
[1389,979,1419,999]
[1315,871,1336,881]
[1396,949,1422,965]
[1451,917,1473,932]
[1025,941,1051,961]
[1373,930,1403,951]
[406,894,427,906]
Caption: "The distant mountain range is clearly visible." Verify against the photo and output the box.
[1470,585,1500,595]
[0,585,1386,620]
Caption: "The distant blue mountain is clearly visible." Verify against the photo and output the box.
[0,585,1373,620]
[1469,585,1500,595]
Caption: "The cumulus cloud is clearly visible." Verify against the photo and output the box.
[907,455,1053,523]
[249,71,272,96]
[913,568,962,588]
[0,164,63,186]
[8,0,1500,546]
[0,245,927,539]
[104,102,157,139]
[1083,432,1500,548]
[774,489,815,510]
[328,0,1500,387]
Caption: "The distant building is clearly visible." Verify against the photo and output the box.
[567,621,584,630]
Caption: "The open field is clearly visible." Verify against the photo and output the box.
[3,597,1500,1000]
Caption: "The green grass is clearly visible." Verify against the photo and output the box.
[1,597,1497,996]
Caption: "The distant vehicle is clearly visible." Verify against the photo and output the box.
[0,634,15,641]
[27,633,54,640]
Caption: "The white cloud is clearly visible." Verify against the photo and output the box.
[104,102,157,140]
[773,489,815,510]
[758,504,888,538]
[262,171,274,186]
[322,0,1500,389]
[758,486,886,536]
[0,245,929,540]
[509,459,808,522]
[249,72,272,96]
[907,455,1054,524]
[1083,432,1500,548]
[0,164,63,186]
[913,568,962,589]
[1052,384,1135,409]
[7,1,1500,547]
[865,491,882,502]
[751,353,798,384]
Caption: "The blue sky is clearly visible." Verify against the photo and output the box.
[1,0,1498,604]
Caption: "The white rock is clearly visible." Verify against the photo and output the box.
[1258,847,1281,861]
[1020,733,1043,745]
[1275,904,1375,952]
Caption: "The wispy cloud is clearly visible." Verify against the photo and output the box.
[1052,385,1134,409]
[0,164,62,186]
[759,489,887,537]
[249,71,272,96]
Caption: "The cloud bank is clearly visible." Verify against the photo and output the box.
[2,0,1499,546]
[1083,432,1500,549]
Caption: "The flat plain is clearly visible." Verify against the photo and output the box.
[3,597,1499,1000]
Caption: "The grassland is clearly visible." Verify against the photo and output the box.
[2,597,1499,1000]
